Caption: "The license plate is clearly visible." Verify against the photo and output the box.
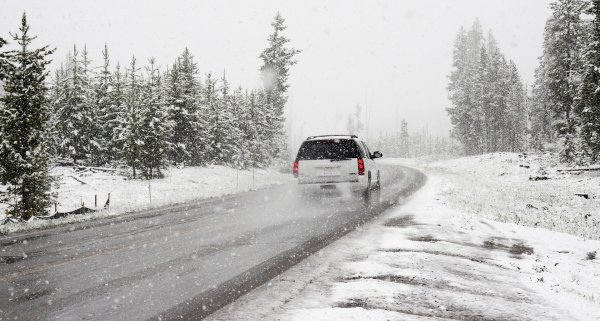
[318,169,335,176]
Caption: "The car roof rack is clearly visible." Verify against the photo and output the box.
[306,134,358,140]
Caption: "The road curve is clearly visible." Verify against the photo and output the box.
[0,164,425,321]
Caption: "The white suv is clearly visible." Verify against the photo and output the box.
[293,135,382,199]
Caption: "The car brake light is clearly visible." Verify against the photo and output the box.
[357,158,365,175]
[293,160,299,177]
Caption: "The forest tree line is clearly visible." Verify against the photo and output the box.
[530,0,600,164]
[449,0,600,165]
[0,13,299,218]
[50,14,299,177]
[446,20,527,156]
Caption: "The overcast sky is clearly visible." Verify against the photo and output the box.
[1,0,552,146]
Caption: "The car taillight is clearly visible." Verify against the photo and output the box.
[293,160,299,177]
[357,158,365,175]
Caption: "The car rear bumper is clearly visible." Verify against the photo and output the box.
[297,177,367,193]
[297,174,363,184]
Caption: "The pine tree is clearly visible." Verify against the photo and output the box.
[216,74,242,165]
[231,87,248,168]
[0,37,5,170]
[94,44,114,165]
[506,61,527,152]
[255,89,273,166]
[530,55,554,151]
[577,0,600,162]
[167,48,204,165]
[203,72,220,163]
[447,22,485,155]
[48,65,67,157]
[259,12,300,162]
[448,20,527,155]
[467,20,485,154]
[56,45,95,164]
[81,46,102,165]
[138,58,172,178]
[243,90,260,167]
[121,56,143,178]
[475,45,491,153]
[107,63,126,163]
[245,89,270,167]
[0,13,55,218]
[484,32,510,152]
[541,0,588,161]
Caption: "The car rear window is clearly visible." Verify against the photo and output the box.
[296,139,360,160]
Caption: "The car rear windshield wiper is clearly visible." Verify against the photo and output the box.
[330,158,352,162]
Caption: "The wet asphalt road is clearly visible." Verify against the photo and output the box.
[0,164,425,321]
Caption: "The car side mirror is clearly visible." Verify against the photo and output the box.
[372,151,383,159]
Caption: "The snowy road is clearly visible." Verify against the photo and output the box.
[0,164,425,321]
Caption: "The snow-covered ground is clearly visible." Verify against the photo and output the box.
[207,156,600,321]
[423,152,600,240]
[0,165,291,234]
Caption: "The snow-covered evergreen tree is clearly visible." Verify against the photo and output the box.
[540,0,588,162]
[202,72,221,163]
[466,21,486,154]
[107,63,126,163]
[121,56,143,178]
[530,53,555,151]
[215,74,242,165]
[506,61,527,152]
[259,12,300,162]
[138,58,172,178]
[241,90,261,167]
[484,32,509,152]
[0,13,55,218]
[48,66,67,157]
[447,23,483,155]
[237,89,270,167]
[56,45,96,164]
[94,44,115,165]
[230,87,248,168]
[81,46,102,165]
[447,20,527,155]
[577,0,600,162]
[166,49,204,165]
[474,45,490,153]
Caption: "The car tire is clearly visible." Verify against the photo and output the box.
[362,174,372,205]
[373,179,381,205]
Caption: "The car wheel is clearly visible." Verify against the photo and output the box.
[362,174,372,205]
[373,179,381,205]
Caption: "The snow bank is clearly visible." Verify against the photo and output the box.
[425,152,600,240]
[0,165,291,234]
